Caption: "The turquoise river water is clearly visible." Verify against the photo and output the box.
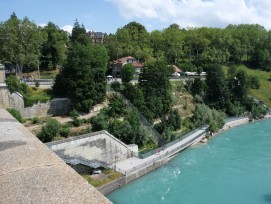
[108,119,271,204]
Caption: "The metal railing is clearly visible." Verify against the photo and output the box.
[124,130,207,176]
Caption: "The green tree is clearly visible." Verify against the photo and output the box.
[231,70,249,102]
[162,24,184,64]
[37,118,61,142]
[0,14,45,77]
[6,75,21,93]
[90,109,110,131]
[53,21,108,112]
[191,77,205,96]
[108,120,133,144]
[108,94,128,117]
[121,63,135,83]
[139,59,172,119]
[40,22,68,70]
[205,64,229,109]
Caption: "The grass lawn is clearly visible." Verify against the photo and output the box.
[223,65,271,107]
[81,169,123,188]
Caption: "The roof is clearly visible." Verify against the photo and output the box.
[168,65,181,73]
[0,109,111,204]
[113,56,143,68]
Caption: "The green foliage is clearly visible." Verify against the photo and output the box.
[6,76,50,107]
[37,118,61,142]
[0,14,45,77]
[205,64,229,109]
[70,110,82,127]
[139,59,172,119]
[108,94,128,117]
[40,22,68,70]
[59,124,71,138]
[226,101,245,116]
[192,103,225,128]
[111,81,121,91]
[106,21,150,61]
[121,63,135,83]
[108,120,133,144]
[7,108,23,123]
[191,77,205,96]
[250,104,268,119]
[6,76,21,93]
[249,75,260,89]
[35,80,40,88]
[53,21,108,112]
[208,120,217,133]
[31,117,39,124]
[70,109,79,120]
[90,110,109,131]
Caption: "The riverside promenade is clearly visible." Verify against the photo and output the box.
[114,117,249,177]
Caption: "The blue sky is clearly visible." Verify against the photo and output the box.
[1,0,271,34]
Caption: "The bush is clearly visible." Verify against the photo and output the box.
[37,118,61,142]
[69,110,82,127]
[6,76,21,93]
[72,118,82,127]
[7,108,24,123]
[59,126,70,138]
[249,75,260,89]
[90,111,109,131]
[31,117,39,124]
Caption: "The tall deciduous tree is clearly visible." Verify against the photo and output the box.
[0,14,44,77]
[121,63,135,83]
[205,64,229,109]
[139,59,172,119]
[40,22,68,70]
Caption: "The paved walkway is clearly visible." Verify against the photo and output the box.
[115,126,208,176]
[115,117,249,176]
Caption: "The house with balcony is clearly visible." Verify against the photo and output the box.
[111,56,143,78]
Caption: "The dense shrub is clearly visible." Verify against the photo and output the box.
[31,117,39,124]
[90,110,110,131]
[7,108,24,123]
[37,118,61,142]
[59,125,71,138]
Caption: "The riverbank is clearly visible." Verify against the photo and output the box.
[100,116,262,196]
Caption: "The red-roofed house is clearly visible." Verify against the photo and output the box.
[111,56,143,77]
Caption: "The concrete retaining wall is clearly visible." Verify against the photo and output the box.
[98,177,126,195]
[23,98,72,118]
[48,131,134,167]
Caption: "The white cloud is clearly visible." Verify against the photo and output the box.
[61,25,73,33]
[107,0,271,29]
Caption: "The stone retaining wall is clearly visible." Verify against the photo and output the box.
[98,177,126,195]
[23,98,72,118]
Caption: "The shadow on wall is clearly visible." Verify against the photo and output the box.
[23,98,73,118]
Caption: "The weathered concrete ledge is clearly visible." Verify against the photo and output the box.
[0,108,111,204]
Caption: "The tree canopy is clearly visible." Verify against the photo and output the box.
[53,21,108,112]
[0,14,45,76]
